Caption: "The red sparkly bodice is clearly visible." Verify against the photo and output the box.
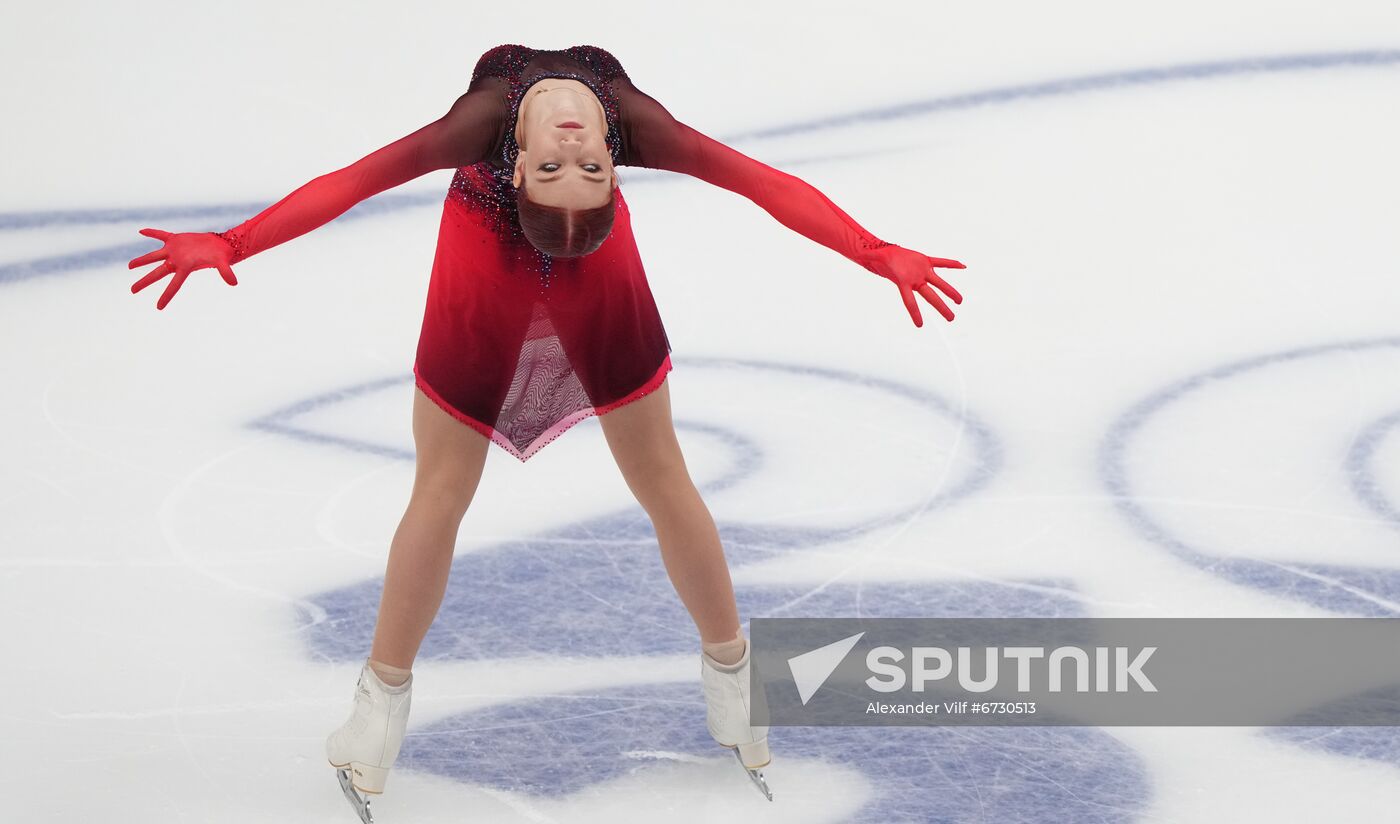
[468,44,628,171]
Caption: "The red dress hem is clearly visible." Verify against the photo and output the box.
[412,353,673,462]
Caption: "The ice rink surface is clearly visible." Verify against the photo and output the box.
[4,1,1400,821]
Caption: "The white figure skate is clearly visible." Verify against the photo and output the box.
[701,640,773,801]
[326,660,413,823]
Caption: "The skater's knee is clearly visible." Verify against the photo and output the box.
[605,430,693,505]
[408,472,480,521]
[410,441,487,517]
[627,461,699,513]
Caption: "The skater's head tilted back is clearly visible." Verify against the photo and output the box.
[511,78,619,258]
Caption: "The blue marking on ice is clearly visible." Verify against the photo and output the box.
[1346,409,1400,528]
[1098,336,1400,615]
[402,681,1152,823]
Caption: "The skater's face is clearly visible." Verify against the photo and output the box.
[512,80,618,209]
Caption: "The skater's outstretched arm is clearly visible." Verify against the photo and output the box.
[129,87,505,310]
[615,78,966,326]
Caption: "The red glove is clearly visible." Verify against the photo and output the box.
[128,228,239,310]
[126,84,504,311]
[861,244,966,326]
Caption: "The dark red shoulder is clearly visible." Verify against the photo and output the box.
[471,44,532,84]
[564,45,629,82]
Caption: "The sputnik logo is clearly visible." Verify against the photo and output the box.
[787,632,865,705]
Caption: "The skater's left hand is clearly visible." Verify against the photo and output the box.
[862,244,966,327]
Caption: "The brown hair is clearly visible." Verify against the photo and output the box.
[515,177,617,258]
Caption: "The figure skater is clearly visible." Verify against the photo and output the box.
[128,43,965,820]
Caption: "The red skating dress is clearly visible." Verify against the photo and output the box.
[214,43,893,461]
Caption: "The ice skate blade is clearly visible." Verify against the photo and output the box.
[335,766,375,823]
[730,746,773,801]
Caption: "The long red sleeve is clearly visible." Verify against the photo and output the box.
[613,77,892,269]
[215,87,506,262]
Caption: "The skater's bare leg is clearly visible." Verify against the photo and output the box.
[368,386,490,672]
[597,376,742,645]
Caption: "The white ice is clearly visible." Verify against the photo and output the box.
[3,1,1400,821]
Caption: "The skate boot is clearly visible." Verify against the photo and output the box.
[326,659,413,823]
[701,640,773,801]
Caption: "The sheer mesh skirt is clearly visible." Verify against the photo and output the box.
[412,163,673,461]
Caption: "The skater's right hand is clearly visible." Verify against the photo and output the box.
[128,228,239,310]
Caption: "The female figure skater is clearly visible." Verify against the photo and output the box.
[128,43,965,819]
